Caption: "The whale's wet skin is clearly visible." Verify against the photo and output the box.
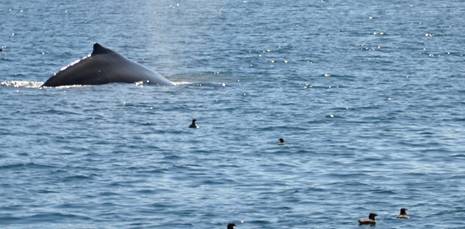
[42,43,174,87]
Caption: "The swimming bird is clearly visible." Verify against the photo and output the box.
[358,213,377,225]
[189,119,199,128]
[397,208,409,219]
[227,223,236,229]
[278,138,285,144]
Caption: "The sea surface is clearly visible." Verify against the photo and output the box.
[1,0,465,228]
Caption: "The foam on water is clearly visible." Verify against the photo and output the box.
[0,80,43,88]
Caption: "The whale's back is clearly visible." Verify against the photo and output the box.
[42,43,174,87]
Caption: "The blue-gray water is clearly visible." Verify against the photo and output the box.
[2,0,465,228]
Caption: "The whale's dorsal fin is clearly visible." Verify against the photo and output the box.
[91,43,114,56]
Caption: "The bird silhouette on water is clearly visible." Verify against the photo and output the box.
[397,208,409,219]
[359,213,377,225]
[189,119,199,128]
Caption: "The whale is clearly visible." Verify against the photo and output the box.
[42,43,175,87]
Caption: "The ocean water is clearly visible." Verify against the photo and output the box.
[1,0,465,228]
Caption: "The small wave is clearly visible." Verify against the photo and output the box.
[173,81,193,86]
[245,219,273,226]
[168,71,237,87]
[0,162,56,170]
[0,78,223,89]
[0,80,43,88]
[177,81,229,88]
[61,174,94,182]
[41,84,86,89]
[0,212,94,224]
